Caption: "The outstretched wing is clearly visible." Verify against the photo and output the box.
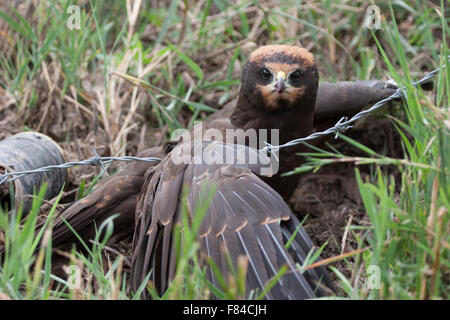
[131,141,331,299]
[37,147,163,250]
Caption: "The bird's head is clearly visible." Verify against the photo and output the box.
[238,45,318,113]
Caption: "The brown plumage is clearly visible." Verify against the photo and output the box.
[33,45,401,298]
[45,147,164,250]
[129,45,395,299]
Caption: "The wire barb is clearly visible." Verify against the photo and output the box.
[0,62,446,186]
[333,117,352,139]
[0,155,162,185]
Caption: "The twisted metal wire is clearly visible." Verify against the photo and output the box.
[0,61,446,186]
[261,62,446,153]
[0,156,162,185]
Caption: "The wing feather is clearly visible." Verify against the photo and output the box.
[131,141,331,299]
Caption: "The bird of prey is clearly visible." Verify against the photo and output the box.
[41,50,399,252]
[128,45,398,299]
[34,45,400,298]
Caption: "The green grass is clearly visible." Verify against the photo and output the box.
[0,0,448,299]
[287,5,449,298]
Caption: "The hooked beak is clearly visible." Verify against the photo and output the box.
[274,71,286,94]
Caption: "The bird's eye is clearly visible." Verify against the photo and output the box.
[260,68,272,81]
[289,70,302,81]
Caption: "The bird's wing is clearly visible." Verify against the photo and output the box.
[38,146,163,250]
[131,141,330,299]
[314,80,398,130]
[204,80,401,133]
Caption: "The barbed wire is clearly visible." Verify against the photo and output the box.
[261,62,446,153]
[0,61,446,186]
[0,156,162,185]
